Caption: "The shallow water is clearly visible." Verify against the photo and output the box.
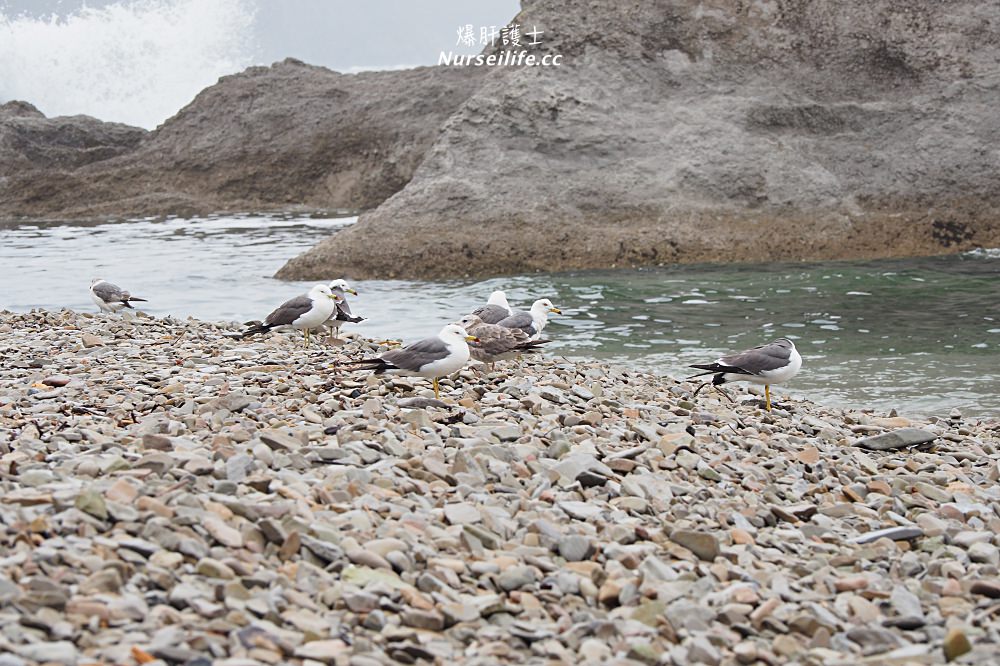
[2,215,998,418]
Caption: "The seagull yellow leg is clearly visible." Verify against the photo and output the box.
[433,377,440,400]
[765,385,772,412]
[305,329,312,348]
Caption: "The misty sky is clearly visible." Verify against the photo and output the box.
[0,0,522,70]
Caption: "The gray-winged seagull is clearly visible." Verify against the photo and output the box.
[239,284,340,347]
[471,290,513,324]
[90,278,148,313]
[333,323,478,399]
[688,337,802,412]
[497,298,561,339]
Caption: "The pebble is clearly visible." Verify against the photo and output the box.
[670,529,720,561]
[559,535,595,562]
[0,310,997,665]
[943,627,972,661]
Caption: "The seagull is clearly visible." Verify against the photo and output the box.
[471,290,513,324]
[497,298,561,339]
[239,284,340,347]
[332,323,478,399]
[323,279,365,343]
[457,314,550,368]
[89,278,148,313]
[688,338,802,412]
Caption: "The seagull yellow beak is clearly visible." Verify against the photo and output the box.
[329,294,341,301]
[466,335,480,343]
[549,307,562,314]
[346,288,358,296]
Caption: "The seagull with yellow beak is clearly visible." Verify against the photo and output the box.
[688,338,802,412]
[332,323,479,399]
[497,298,561,339]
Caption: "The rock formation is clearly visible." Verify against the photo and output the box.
[277,0,1000,279]
[3,1,999,279]
[0,61,483,220]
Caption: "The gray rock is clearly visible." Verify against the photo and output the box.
[443,502,481,525]
[1,63,482,221]
[17,641,78,665]
[79,568,122,594]
[855,428,938,451]
[226,453,254,482]
[850,525,924,544]
[968,542,1000,565]
[498,565,537,591]
[278,2,1000,281]
[687,635,721,666]
[216,392,252,412]
[400,608,445,631]
[559,535,595,562]
[259,429,302,451]
[557,500,605,521]
[890,585,924,619]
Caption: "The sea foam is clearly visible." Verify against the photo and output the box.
[0,0,256,129]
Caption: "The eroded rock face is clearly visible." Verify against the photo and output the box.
[0,60,484,219]
[277,0,1000,279]
[0,101,146,178]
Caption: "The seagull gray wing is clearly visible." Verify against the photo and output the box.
[92,281,127,303]
[720,340,793,375]
[381,337,451,372]
[472,304,510,324]
[496,311,536,336]
[264,295,313,327]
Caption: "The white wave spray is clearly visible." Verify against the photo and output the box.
[0,0,256,129]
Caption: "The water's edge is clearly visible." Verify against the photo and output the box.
[2,216,998,418]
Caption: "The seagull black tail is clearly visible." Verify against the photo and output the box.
[239,324,272,339]
[330,358,398,375]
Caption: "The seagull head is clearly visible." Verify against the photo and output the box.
[533,298,562,315]
[487,290,510,310]
[456,314,483,331]
[441,323,479,344]
[310,284,340,301]
[328,278,358,296]
[90,277,104,287]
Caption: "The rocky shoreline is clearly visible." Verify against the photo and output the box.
[1,309,998,665]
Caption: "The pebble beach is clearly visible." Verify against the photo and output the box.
[1,309,999,666]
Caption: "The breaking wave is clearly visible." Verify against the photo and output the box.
[0,0,256,129]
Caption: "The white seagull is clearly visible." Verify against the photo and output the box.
[89,278,148,313]
[470,290,513,324]
[688,337,802,412]
[239,284,340,347]
[497,298,561,339]
[323,279,364,343]
[333,323,478,399]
